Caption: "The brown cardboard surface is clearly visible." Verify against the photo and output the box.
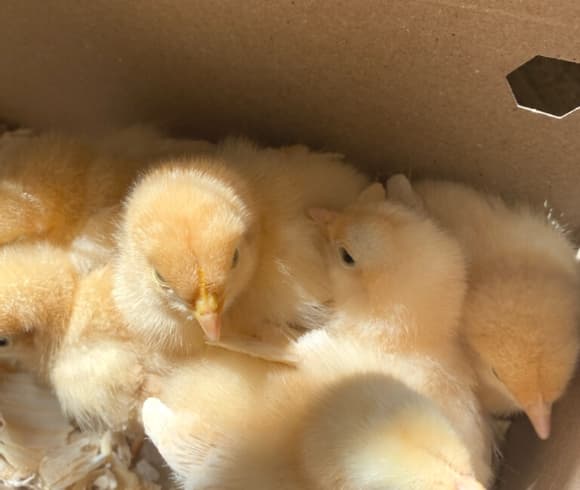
[1,2,580,488]
[1,1,580,230]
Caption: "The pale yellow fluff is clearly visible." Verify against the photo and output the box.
[142,330,492,490]
[113,138,369,357]
[387,174,580,440]
[0,243,169,432]
[0,126,214,274]
[140,184,493,489]
[310,182,470,375]
[50,263,172,432]
[0,243,76,375]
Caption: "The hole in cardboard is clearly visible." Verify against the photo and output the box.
[507,56,580,119]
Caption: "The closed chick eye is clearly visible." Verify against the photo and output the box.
[338,247,356,266]
[153,269,170,288]
[232,248,240,269]
[491,367,501,380]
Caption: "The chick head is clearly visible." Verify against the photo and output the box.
[465,269,580,440]
[302,373,486,490]
[309,183,465,331]
[116,161,259,342]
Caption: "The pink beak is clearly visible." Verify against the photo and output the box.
[195,312,222,342]
[525,399,552,440]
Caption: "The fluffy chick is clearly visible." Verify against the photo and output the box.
[0,133,134,248]
[0,243,167,431]
[309,183,468,370]
[113,138,369,355]
[0,243,76,374]
[386,174,580,439]
[50,263,171,431]
[140,184,493,488]
[0,127,215,273]
[142,330,492,490]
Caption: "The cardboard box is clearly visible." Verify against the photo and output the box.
[1,2,579,488]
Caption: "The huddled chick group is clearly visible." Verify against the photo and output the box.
[0,127,578,490]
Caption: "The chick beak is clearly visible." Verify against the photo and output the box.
[195,311,222,342]
[193,288,222,342]
[525,399,552,440]
[455,477,486,490]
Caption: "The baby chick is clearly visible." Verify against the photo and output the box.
[0,133,135,248]
[309,182,468,370]
[140,183,493,488]
[0,242,77,375]
[0,127,215,273]
[113,138,369,355]
[0,242,167,432]
[142,330,492,490]
[386,174,580,440]
[50,263,171,432]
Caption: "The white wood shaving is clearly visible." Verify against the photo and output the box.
[0,366,165,490]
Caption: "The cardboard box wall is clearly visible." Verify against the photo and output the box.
[1,1,579,488]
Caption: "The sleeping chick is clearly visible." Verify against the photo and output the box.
[0,242,168,432]
[113,138,369,355]
[142,329,492,490]
[386,174,580,440]
[0,133,134,248]
[0,127,215,273]
[309,183,468,370]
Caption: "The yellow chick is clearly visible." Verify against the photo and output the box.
[50,263,171,432]
[0,243,77,375]
[309,182,468,370]
[0,127,215,273]
[0,133,135,248]
[112,138,369,355]
[0,242,167,432]
[142,330,492,490]
[386,174,580,440]
[140,184,494,488]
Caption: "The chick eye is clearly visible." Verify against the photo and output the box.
[0,337,9,347]
[491,367,501,380]
[154,269,168,285]
[232,248,240,269]
[339,247,356,266]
